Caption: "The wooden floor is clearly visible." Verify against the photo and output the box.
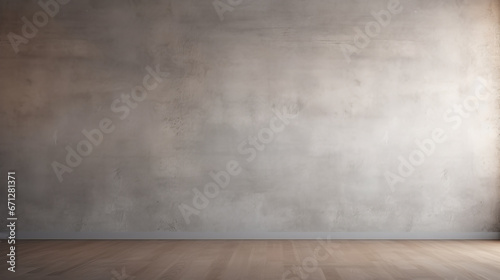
[1,240,499,279]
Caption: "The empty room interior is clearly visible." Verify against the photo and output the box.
[1,0,500,279]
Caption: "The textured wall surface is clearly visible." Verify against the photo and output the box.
[0,0,499,235]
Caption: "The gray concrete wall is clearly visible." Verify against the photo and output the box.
[0,0,499,236]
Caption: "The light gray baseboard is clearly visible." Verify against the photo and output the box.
[1,231,499,240]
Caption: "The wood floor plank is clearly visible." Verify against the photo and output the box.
[1,240,499,279]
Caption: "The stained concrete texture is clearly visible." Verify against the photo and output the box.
[0,0,499,234]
